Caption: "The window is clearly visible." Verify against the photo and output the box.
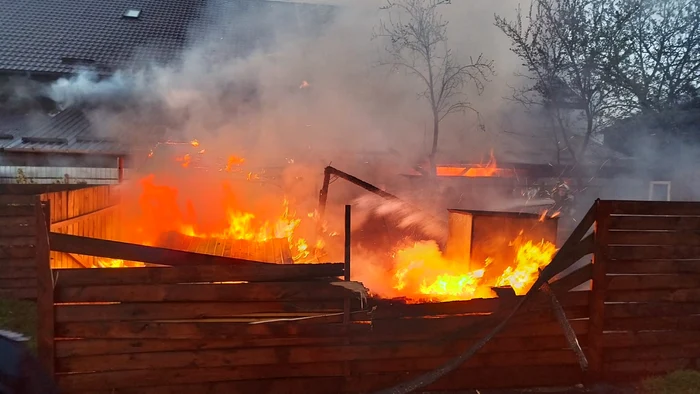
[649,181,671,201]
[123,9,141,19]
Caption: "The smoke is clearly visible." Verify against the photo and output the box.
[48,71,137,109]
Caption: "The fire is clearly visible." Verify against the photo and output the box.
[389,231,557,302]
[433,150,514,178]
[93,258,145,268]
[225,155,246,172]
[190,139,200,147]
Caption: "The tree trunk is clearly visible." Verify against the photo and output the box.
[429,108,440,176]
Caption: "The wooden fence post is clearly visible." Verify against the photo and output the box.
[35,198,55,378]
[587,199,610,383]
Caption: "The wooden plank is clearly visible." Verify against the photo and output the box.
[0,287,36,299]
[0,258,35,268]
[549,264,592,293]
[603,330,700,348]
[0,194,37,205]
[55,340,582,373]
[56,351,582,391]
[0,236,36,246]
[54,263,344,286]
[54,315,587,341]
[55,301,345,323]
[0,278,37,289]
[602,359,693,380]
[0,245,35,258]
[606,289,700,303]
[607,274,700,291]
[604,343,700,362]
[50,205,119,231]
[368,291,589,319]
[607,200,700,216]
[610,215,700,231]
[606,302,700,318]
[49,232,300,267]
[0,205,36,217]
[608,230,700,246]
[55,281,356,303]
[0,266,36,279]
[607,260,700,274]
[587,199,611,382]
[608,245,700,260]
[605,315,700,331]
[56,362,346,391]
[55,333,582,358]
[62,377,344,394]
[0,215,36,236]
[36,200,55,377]
[56,365,583,394]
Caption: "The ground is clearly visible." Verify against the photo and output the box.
[0,298,37,349]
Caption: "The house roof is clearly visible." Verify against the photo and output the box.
[0,108,127,155]
[0,0,335,76]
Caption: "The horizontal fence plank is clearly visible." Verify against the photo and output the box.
[56,340,582,373]
[0,247,36,259]
[54,263,345,286]
[0,194,38,205]
[605,315,700,331]
[368,291,589,319]
[609,215,700,231]
[56,351,581,391]
[607,200,700,216]
[606,302,700,319]
[57,321,367,340]
[602,359,693,382]
[56,316,588,341]
[607,274,700,291]
[0,278,36,289]
[54,365,584,394]
[0,205,36,217]
[0,236,36,247]
[606,289,700,303]
[55,334,583,358]
[603,331,700,349]
[49,233,293,267]
[604,343,700,362]
[55,282,359,303]
[549,264,592,293]
[0,216,36,236]
[607,260,700,275]
[55,301,345,323]
[608,230,700,246]
[0,287,36,299]
[608,245,700,260]
[0,266,36,279]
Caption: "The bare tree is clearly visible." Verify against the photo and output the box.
[375,0,494,174]
[604,0,700,113]
[495,0,638,165]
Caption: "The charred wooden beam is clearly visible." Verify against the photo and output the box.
[49,233,289,267]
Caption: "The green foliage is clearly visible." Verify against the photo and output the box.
[642,370,700,394]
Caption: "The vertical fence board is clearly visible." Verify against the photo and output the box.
[36,199,55,377]
[587,200,610,382]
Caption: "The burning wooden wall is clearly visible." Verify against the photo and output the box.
[157,232,293,264]
[41,185,121,268]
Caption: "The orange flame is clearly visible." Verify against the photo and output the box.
[388,231,556,302]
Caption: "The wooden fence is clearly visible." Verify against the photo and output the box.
[30,199,700,393]
[40,185,120,268]
[0,195,44,300]
[593,200,700,382]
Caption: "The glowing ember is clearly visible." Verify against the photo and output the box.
[190,139,200,147]
[225,155,246,172]
[389,231,557,302]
